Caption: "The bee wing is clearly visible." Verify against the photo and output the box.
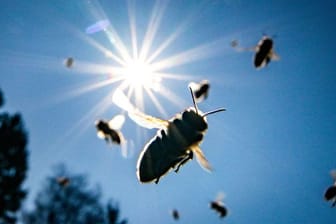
[108,114,125,130]
[215,191,226,202]
[129,109,169,129]
[270,50,280,61]
[190,145,212,172]
[112,88,168,129]
[97,131,106,139]
[330,170,336,182]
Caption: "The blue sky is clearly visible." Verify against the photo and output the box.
[1,0,336,223]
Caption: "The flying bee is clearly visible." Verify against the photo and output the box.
[171,209,180,220]
[232,36,279,69]
[64,57,74,68]
[210,192,228,218]
[188,80,210,103]
[112,87,225,184]
[253,36,279,69]
[56,176,70,187]
[95,115,128,157]
[324,170,336,207]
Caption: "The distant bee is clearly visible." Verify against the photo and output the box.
[171,209,180,220]
[189,80,210,103]
[112,87,225,184]
[324,170,336,207]
[253,36,279,69]
[64,57,74,68]
[210,192,228,218]
[95,115,128,157]
[230,39,239,48]
[56,177,70,187]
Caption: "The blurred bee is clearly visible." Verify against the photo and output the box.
[56,177,70,187]
[231,36,279,69]
[253,36,279,69]
[112,87,225,184]
[171,209,179,220]
[64,57,74,68]
[188,80,210,103]
[95,115,128,157]
[324,170,336,207]
[210,192,228,218]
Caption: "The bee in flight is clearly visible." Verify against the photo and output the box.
[171,209,180,221]
[188,80,210,103]
[231,36,279,69]
[253,36,279,69]
[112,87,225,184]
[64,57,74,68]
[210,192,228,218]
[95,115,129,157]
[324,170,336,207]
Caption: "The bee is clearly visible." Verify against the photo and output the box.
[56,177,70,187]
[64,57,74,68]
[324,170,336,207]
[210,192,228,218]
[95,115,128,157]
[188,80,210,103]
[171,209,180,220]
[253,36,279,69]
[112,87,225,184]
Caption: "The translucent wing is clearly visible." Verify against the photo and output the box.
[270,50,280,61]
[97,130,106,139]
[113,88,168,129]
[129,109,168,129]
[215,191,225,202]
[330,170,336,182]
[108,114,125,130]
[190,145,212,172]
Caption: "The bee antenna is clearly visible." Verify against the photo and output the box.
[202,108,226,117]
[189,86,199,114]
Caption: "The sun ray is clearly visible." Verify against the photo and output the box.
[127,0,139,59]
[150,37,230,71]
[139,0,169,61]
[158,85,188,109]
[144,88,168,117]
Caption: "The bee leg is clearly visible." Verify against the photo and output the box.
[332,200,336,207]
[174,151,193,173]
[155,177,160,184]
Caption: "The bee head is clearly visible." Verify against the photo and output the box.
[182,108,208,131]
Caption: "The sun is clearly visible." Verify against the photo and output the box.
[122,58,161,92]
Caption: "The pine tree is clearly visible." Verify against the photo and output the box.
[0,89,29,223]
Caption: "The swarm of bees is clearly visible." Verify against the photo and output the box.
[324,170,336,207]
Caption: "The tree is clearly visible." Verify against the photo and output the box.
[0,89,29,224]
[22,164,127,224]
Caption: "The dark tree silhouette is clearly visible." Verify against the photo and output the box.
[0,89,29,224]
[106,201,127,224]
[22,164,127,224]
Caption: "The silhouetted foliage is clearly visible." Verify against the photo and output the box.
[22,164,127,224]
[0,89,29,224]
[0,89,4,108]
[107,201,127,224]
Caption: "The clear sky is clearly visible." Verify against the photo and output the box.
[1,0,336,223]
